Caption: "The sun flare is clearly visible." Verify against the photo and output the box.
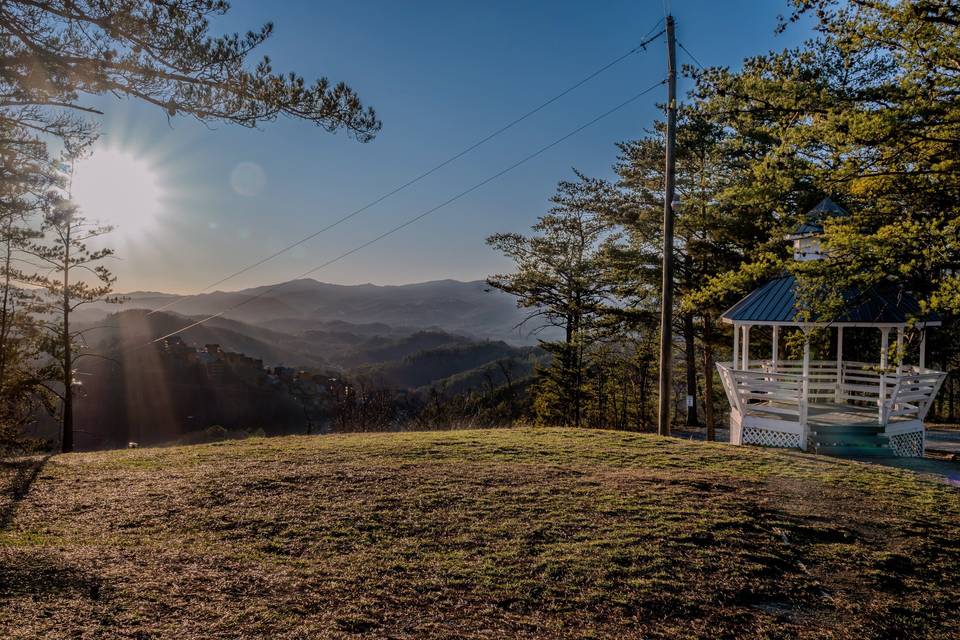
[71,146,164,239]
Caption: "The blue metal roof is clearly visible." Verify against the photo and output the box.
[807,197,847,217]
[721,274,940,325]
[788,198,849,237]
[790,221,824,236]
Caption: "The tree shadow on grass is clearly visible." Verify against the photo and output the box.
[0,455,50,531]
[0,550,106,601]
[0,456,110,609]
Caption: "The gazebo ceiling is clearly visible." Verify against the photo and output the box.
[720,274,941,327]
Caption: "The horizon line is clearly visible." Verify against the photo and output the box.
[118,276,495,297]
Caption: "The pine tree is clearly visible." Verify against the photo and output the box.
[23,145,115,453]
[587,107,770,435]
[0,0,380,139]
[688,0,960,419]
[0,122,60,449]
[487,177,618,427]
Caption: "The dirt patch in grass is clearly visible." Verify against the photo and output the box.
[2,428,959,639]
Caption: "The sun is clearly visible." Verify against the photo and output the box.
[71,146,164,239]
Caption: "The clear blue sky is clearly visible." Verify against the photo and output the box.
[82,0,814,294]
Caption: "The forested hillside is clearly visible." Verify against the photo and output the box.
[40,310,544,448]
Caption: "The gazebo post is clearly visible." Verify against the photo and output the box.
[741,325,751,370]
[896,327,905,374]
[771,325,779,371]
[920,328,927,370]
[801,330,811,449]
[879,327,890,369]
[835,326,844,403]
[732,322,740,370]
[879,328,890,424]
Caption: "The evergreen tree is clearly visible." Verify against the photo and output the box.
[0,122,60,449]
[0,0,380,138]
[24,144,115,453]
[578,107,770,435]
[487,177,618,427]
[693,0,960,314]
[687,0,960,417]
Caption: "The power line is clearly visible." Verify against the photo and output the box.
[642,17,665,42]
[147,27,667,317]
[677,41,705,70]
[147,78,667,346]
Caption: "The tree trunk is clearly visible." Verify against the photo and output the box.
[627,380,633,429]
[683,312,699,426]
[574,337,583,428]
[595,368,601,428]
[564,314,575,426]
[638,361,648,430]
[572,307,583,428]
[950,373,956,422]
[0,235,12,394]
[702,316,716,441]
[61,225,73,453]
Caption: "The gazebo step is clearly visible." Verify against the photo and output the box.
[809,424,883,436]
[811,433,889,447]
[814,444,894,458]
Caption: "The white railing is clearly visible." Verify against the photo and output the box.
[717,362,807,449]
[727,360,944,420]
[882,370,945,423]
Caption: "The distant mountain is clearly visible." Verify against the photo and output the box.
[259,318,408,337]
[85,310,544,393]
[89,279,550,345]
[344,330,466,366]
[356,340,541,390]
[87,310,330,368]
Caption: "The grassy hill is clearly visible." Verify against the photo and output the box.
[2,428,959,639]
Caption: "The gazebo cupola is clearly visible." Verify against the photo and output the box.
[785,196,847,261]
[716,198,946,458]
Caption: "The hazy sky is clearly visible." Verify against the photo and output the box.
[75,0,814,294]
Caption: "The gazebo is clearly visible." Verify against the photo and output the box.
[716,198,947,458]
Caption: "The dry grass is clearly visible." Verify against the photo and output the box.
[1,428,959,639]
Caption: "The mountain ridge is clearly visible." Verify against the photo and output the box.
[89,278,551,345]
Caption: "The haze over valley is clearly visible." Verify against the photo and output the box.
[80,278,547,347]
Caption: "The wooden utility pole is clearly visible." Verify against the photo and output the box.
[657,15,677,436]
